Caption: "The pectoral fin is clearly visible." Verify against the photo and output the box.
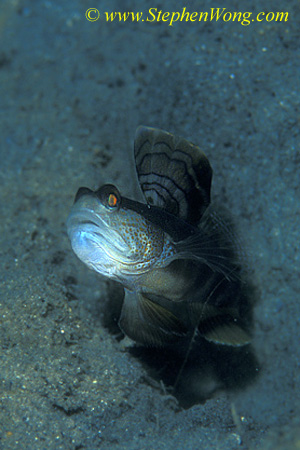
[199,318,251,346]
[174,206,246,281]
[119,289,186,346]
[190,303,251,347]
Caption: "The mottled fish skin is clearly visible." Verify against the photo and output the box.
[67,187,176,290]
[67,127,251,348]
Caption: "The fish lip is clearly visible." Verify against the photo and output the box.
[67,207,107,231]
[66,205,131,264]
[66,207,109,241]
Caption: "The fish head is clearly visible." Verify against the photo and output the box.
[67,184,167,283]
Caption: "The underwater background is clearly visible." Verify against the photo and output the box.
[0,0,299,449]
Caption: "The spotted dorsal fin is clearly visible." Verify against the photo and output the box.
[134,126,212,225]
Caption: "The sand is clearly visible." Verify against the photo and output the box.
[0,1,299,448]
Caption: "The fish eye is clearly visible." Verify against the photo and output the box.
[95,184,121,211]
[108,193,118,207]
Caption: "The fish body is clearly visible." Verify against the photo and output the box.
[67,127,250,347]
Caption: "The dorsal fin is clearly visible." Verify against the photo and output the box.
[134,126,212,225]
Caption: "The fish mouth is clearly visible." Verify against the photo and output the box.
[66,202,131,274]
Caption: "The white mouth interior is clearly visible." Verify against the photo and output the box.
[66,204,131,274]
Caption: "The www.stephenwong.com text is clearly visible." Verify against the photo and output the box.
[85,7,289,27]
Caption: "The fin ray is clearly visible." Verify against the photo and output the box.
[189,303,251,347]
[174,206,245,280]
[119,289,186,346]
[134,126,212,225]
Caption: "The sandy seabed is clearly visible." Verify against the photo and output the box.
[0,1,299,449]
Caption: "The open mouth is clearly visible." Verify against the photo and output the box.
[67,206,131,263]
[67,207,109,248]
